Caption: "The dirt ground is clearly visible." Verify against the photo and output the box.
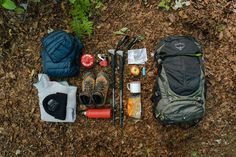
[0,0,236,156]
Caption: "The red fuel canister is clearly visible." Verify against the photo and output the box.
[83,109,111,119]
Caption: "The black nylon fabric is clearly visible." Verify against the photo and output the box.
[157,36,202,96]
[163,56,201,96]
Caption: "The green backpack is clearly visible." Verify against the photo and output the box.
[152,36,206,125]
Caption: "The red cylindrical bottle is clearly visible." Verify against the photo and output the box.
[83,109,111,119]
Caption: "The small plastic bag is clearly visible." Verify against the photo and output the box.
[127,94,142,119]
[128,48,148,64]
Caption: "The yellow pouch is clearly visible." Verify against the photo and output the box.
[127,94,142,119]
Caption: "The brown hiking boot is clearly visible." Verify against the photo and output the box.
[92,72,109,106]
[79,72,95,106]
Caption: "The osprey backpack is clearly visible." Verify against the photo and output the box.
[151,36,206,125]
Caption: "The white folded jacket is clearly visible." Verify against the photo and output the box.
[33,74,77,122]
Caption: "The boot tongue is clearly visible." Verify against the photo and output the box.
[79,92,91,106]
[93,91,104,106]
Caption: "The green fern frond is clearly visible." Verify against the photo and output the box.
[81,18,93,36]
[70,16,93,37]
[69,0,102,37]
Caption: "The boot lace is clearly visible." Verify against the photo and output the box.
[84,81,93,92]
[96,81,105,92]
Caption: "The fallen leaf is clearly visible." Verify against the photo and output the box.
[113,31,125,35]
[47,28,54,34]
[8,72,16,79]
[113,27,129,35]
[60,2,66,11]
[227,55,236,62]
[168,14,176,23]
[137,35,145,41]
[218,31,224,40]
[215,139,222,144]
[0,127,4,133]
[191,150,198,157]
[173,0,191,10]
[96,25,102,29]
[15,149,21,156]
[147,71,154,77]
[231,65,236,72]
[26,48,33,52]
[15,7,25,14]
[30,69,35,78]
[178,10,188,19]
[120,27,129,32]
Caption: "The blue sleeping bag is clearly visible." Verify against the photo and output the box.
[41,30,83,77]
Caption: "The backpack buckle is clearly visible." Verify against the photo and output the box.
[157,59,162,64]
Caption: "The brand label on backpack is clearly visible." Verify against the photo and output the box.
[174,42,185,51]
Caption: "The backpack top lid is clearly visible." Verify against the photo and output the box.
[41,30,76,63]
[155,36,202,59]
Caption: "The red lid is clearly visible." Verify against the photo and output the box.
[81,54,95,68]
[99,60,108,67]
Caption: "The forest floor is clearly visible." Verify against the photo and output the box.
[0,0,236,156]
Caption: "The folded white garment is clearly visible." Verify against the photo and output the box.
[33,74,77,122]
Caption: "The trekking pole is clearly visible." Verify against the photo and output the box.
[117,51,124,128]
[117,36,140,128]
[109,36,129,126]
[111,49,117,126]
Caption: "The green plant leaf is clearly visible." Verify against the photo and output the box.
[1,0,16,10]
[69,0,102,37]
[137,35,145,41]
[191,150,198,157]
[15,6,25,14]
[158,3,170,10]
[95,1,104,9]
[69,0,76,4]
[113,31,125,35]
[113,27,129,35]
[70,17,93,37]
[158,0,171,10]
[120,27,129,32]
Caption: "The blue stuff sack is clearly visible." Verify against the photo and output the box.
[41,30,83,77]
